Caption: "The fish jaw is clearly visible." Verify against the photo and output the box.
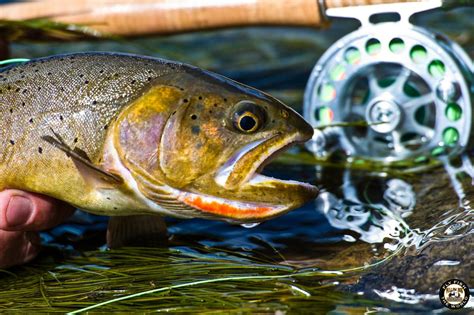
[198,131,319,222]
[214,127,315,186]
[177,191,288,221]
[177,176,318,222]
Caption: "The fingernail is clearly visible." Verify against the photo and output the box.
[6,196,33,227]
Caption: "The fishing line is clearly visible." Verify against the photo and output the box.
[0,58,30,66]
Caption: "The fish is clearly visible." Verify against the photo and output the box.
[0,52,317,244]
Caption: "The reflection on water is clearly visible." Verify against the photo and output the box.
[315,154,473,251]
[316,173,413,245]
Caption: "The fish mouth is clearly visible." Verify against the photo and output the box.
[215,132,311,189]
[188,132,320,222]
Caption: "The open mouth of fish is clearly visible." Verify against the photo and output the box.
[178,133,318,222]
[215,133,315,189]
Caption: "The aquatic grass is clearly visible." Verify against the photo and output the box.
[0,244,399,313]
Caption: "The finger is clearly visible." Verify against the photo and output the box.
[0,230,41,269]
[0,189,75,231]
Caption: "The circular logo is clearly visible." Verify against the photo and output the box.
[439,279,470,309]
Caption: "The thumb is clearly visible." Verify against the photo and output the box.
[0,189,75,232]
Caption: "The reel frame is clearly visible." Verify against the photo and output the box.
[304,1,474,165]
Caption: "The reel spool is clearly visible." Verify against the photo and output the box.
[304,1,474,165]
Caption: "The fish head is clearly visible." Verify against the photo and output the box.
[114,68,318,222]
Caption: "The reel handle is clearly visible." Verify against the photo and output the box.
[0,0,423,37]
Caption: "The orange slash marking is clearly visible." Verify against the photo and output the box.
[182,195,275,219]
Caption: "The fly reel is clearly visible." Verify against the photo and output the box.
[304,1,473,165]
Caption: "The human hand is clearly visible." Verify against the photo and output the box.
[0,190,75,268]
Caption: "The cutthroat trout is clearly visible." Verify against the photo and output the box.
[0,53,317,236]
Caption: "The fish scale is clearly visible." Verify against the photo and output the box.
[0,52,317,226]
[0,53,175,165]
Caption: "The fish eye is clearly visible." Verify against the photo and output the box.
[232,101,266,133]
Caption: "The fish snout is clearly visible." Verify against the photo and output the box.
[284,108,314,142]
[297,119,315,143]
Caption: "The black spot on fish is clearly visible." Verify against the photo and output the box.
[147,77,152,81]
[22,89,27,94]
[131,80,136,84]
[9,108,13,113]
[37,87,41,91]
[191,126,200,135]
[92,100,97,105]
[47,72,52,76]
[22,102,25,107]
[79,74,84,78]
[183,99,189,103]
[198,96,203,100]
[113,207,118,210]
[213,103,218,107]
[74,138,78,143]
[59,115,64,121]
[224,98,228,102]
[9,140,14,145]
[38,147,43,154]
[84,80,89,85]
[15,88,20,92]
[29,118,33,123]
[191,114,197,120]
[104,125,108,130]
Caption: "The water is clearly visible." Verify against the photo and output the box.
[1,6,473,313]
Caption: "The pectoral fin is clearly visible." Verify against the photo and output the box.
[42,130,123,185]
[106,215,167,248]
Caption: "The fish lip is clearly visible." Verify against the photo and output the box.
[215,132,314,189]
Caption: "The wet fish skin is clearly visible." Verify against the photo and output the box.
[0,52,317,223]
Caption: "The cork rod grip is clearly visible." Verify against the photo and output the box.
[0,0,422,36]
